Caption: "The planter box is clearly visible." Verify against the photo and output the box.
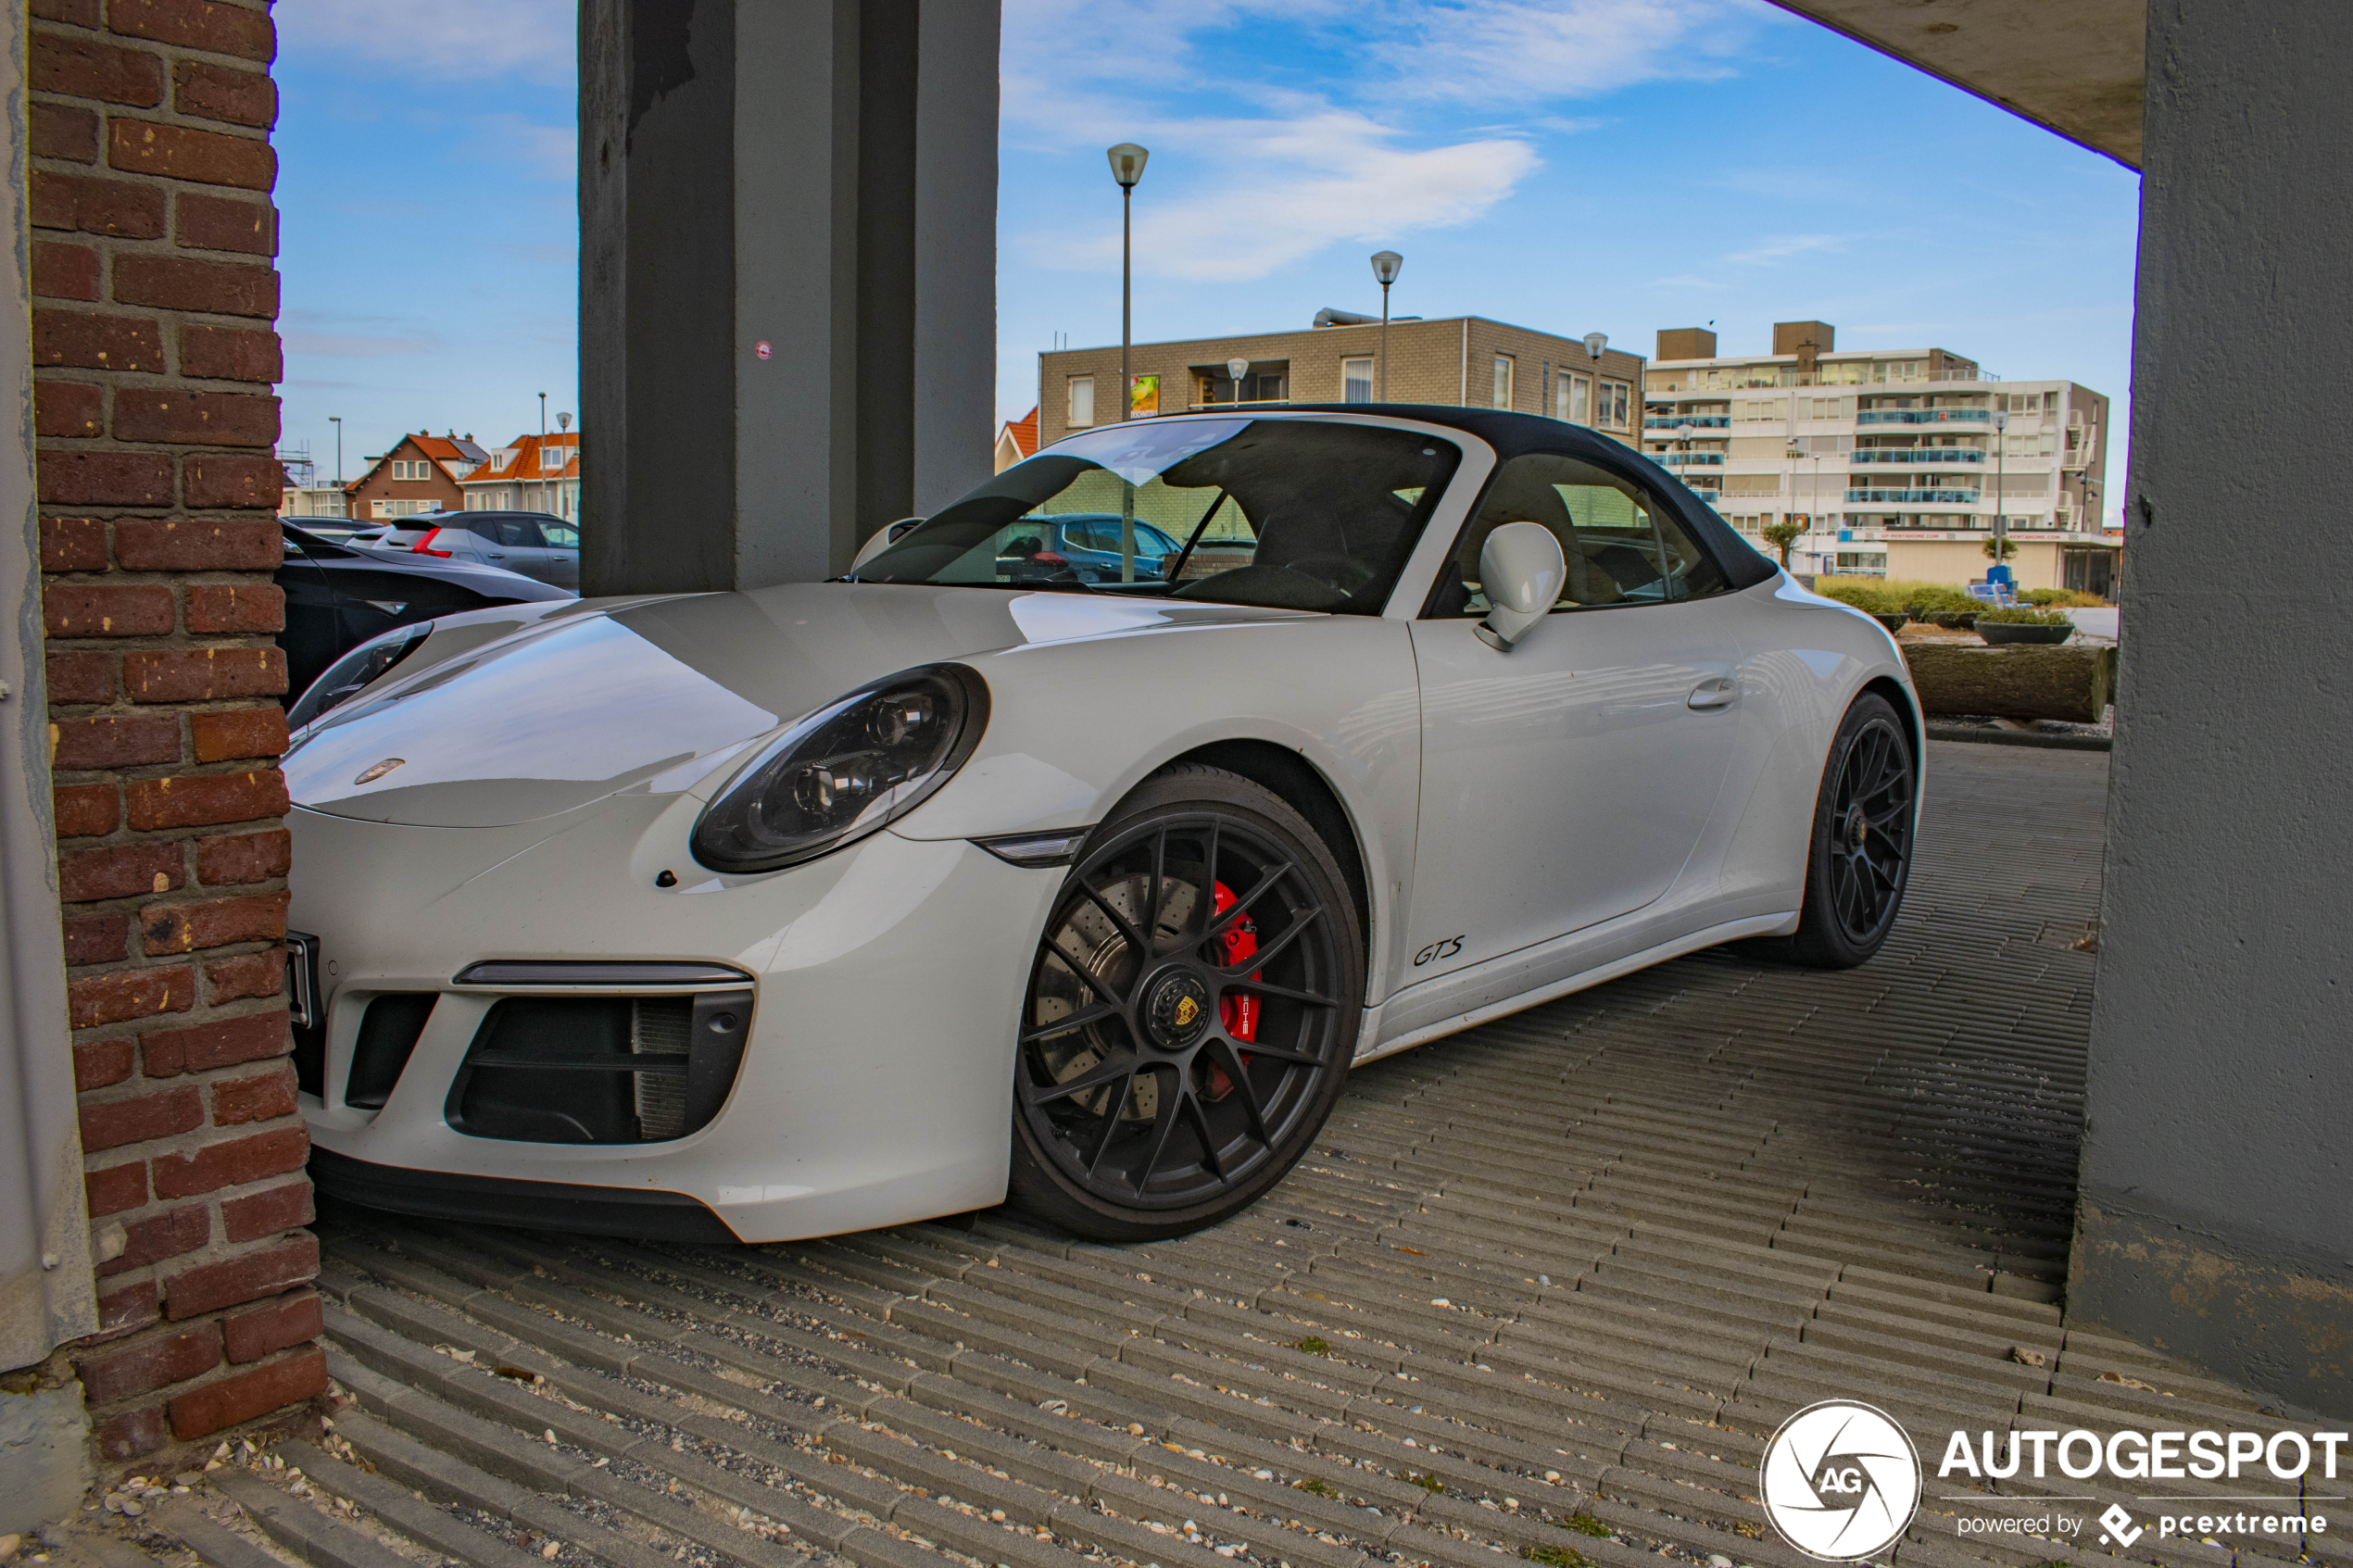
[1901,642,2116,722]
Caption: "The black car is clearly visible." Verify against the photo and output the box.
[278,522,573,709]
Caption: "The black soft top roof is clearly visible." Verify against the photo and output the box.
[1266,403,1779,592]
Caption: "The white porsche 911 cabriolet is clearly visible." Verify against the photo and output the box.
[283,408,1920,1244]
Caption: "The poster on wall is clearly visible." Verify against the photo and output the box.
[1130,375,1160,418]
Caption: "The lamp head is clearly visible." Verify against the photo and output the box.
[1370,250,1403,285]
[1994,409,2008,431]
[1226,358,1251,383]
[1582,332,1607,360]
[1106,144,1150,188]
[1677,423,1695,441]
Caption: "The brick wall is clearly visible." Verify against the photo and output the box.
[28,0,321,1461]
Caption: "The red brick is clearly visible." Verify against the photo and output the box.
[222,1292,319,1363]
[74,1035,134,1091]
[69,964,194,1028]
[162,1235,317,1320]
[113,388,279,448]
[31,242,101,302]
[35,377,103,437]
[110,116,275,192]
[55,780,121,836]
[86,1161,149,1217]
[31,31,165,106]
[174,60,275,129]
[65,910,131,965]
[153,1126,307,1205]
[205,948,282,1002]
[44,647,116,704]
[191,702,287,758]
[94,1405,168,1461]
[31,169,165,237]
[127,768,286,830]
[110,0,278,64]
[180,323,279,383]
[32,307,164,370]
[183,454,285,508]
[94,1279,161,1341]
[195,827,290,884]
[113,254,276,317]
[51,712,182,771]
[115,517,280,571]
[212,1062,296,1126]
[80,1083,202,1152]
[30,102,100,163]
[79,1323,220,1403]
[37,449,173,508]
[167,1346,328,1442]
[61,840,184,904]
[124,646,287,703]
[95,1203,212,1278]
[186,586,284,639]
[39,515,107,571]
[220,1179,311,1243]
[31,0,102,24]
[175,192,275,257]
[143,888,288,954]
[141,1007,286,1076]
[44,581,174,637]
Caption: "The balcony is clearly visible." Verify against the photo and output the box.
[1846,488,1982,505]
[1851,447,1986,464]
[1644,415,1730,430]
[1654,451,1726,467]
[1856,408,1993,425]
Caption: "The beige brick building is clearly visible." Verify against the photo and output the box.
[1035,315,1647,449]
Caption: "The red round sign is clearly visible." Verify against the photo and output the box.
[754,340,773,360]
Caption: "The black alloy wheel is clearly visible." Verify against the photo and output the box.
[1008,766,1363,1241]
[1780,692,1918,968]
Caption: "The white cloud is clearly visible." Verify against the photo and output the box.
[1373,0,1773,102]
[1723,232,1850,265]
[470,114,576,181]
[285,332,432,358]
[278,0,575,87]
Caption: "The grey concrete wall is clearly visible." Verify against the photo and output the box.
[2073,0,2353,1419]
[580,0,998,596]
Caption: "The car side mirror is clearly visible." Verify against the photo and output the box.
[849,517,925,573]
[1473,522,1566,651]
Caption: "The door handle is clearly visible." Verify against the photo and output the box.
[485,552,505,559]
[1688,679,1738,710]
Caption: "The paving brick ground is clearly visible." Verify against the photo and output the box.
[120,744,2348,1568]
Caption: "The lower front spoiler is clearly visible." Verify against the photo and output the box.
[310,1148,743,1244]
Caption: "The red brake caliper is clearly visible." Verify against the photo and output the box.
[1205,883,1258,1099]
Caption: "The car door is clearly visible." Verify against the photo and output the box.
[531,519,581,589]
[1403,451,1743,978]
[275,527,343,704]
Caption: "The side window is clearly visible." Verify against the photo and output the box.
[502,519,546,547]
[540,522,578,548]
[1433,452,1729,617]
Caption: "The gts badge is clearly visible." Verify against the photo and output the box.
[1414,935,1465,967]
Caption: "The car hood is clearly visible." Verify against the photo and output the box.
[285,581,1307,827]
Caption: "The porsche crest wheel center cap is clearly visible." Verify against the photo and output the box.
[1142,969,1213,1051]
[1843,804,1869,851]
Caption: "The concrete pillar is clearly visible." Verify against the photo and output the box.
[2073,0,2353,1419]
[579,0,999,596]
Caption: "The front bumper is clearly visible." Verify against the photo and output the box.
[288,792,1066,1242]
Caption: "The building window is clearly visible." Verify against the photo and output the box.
[1599,379,1630,431]
[1491,355,1515,410]
[1554,373,1590,424]
[1342,358,1374,403]
[1067,376,1095,428]
[542,447,565,470]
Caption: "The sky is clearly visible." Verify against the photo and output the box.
[275,0,2142,513]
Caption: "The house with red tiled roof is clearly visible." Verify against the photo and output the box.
[994,407,1038,472]
[458,431,581,521]
[342,431,489,521]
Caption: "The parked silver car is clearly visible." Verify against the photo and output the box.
[359,511,579,590]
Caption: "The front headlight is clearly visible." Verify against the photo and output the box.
[689,663,989,873]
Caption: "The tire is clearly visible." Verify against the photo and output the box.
[1008,765,1364,1241]
[1778,693,1919,969]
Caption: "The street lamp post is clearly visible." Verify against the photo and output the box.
[1370,251,1403,401]
[538,392,547,438]
[1227,356,1251,408]
[1786,436,1806,570]
[1992,408,2009,590]
[329,416,342,485]
[1105,143,1149,583]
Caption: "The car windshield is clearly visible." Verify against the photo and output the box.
[851,418,1462,614]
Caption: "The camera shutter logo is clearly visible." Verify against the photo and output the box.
[1759,1400,1923,1561]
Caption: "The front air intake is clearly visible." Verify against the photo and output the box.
[445,991,749,1144]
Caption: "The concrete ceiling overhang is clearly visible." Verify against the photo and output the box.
[1767,0,2145,169]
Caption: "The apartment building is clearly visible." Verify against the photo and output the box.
[1644,322,2116,596]
[1035,314,1647,449]
[342,431,488,522]
[459,430,581,521]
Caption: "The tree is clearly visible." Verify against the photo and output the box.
[1982,534,2019,562]
[1760,517,1806,566]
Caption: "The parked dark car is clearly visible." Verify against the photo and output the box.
[353,510,579,589]
[278,522,573,709]
[998,513,1183,581]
